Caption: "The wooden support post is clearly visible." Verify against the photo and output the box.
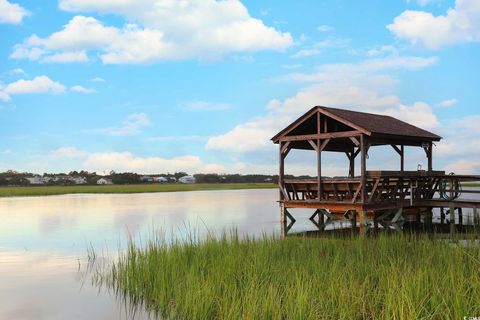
[317,111,322,200]
[440,207,445,225]
[349,149,355,178]
[427,142,433,172]
[360,135,367,203]
[279,142,285,201]
[317,139,321,200]
[400,145,404,172]
[351,212,357,230]
[449,204,455,236]
[458,207,463,226]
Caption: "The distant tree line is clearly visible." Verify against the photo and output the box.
[0,170,314,186]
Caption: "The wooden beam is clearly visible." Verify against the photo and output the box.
[391,144,402,155]
[308,139,318,151]
[279,142,285,201]
[349,136,360,146]
[349,149,355,178]
[319,138,330,151]
[281,141,291,155]
[353,148,361,159]
[427,142,432,172]
[400,145,404,172]
[279,130,361,142]
[360,135,367,203]
[317,138,322,201]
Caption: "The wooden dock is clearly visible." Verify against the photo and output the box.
[272,106,480,237]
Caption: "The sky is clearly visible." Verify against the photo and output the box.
[0,0,479,176]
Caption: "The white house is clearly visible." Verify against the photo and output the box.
[154,176,168,183]
[97,178,113,185]
[179,175,195,184]
[70,176,87,184]
[26,176,45,185]
[140,175,153,183]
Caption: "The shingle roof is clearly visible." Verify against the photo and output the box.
[271,106,442,142]
[321,107,441,140]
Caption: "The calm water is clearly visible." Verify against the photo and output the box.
[1,188,478,319]
[0,189,306,319]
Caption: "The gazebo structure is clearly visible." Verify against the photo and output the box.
[272,106,480,237]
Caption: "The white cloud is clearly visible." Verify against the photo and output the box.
[407,0,441,6]
[366,45,398,57]
[0,0,29,24]
[281,56,437,83]
[317,25,333,32]
[147,135,208,142]
[41,51,88,63]
[207,55,439,154]
[436,98,458,107]
[90,77,105,82]
[70,85,95,94]
[94,113,150,136]
[82,152,225,174]
[291,38,350,59]
[0,76,66,101]
[206,114,292,153]
[50,147,88,159]
[388,0,480,49]
[10,68,28,77]
[13,1,292,64]
[183,100,231,111]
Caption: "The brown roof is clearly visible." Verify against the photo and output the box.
[271,106,442,142]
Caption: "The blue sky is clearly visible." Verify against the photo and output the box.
[1,0,479,175]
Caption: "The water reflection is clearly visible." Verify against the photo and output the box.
[0,189,280,319]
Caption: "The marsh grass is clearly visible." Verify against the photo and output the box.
[93,232,480,319]
[0,183,275,197]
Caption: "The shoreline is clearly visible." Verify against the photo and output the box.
[0,183,276,198]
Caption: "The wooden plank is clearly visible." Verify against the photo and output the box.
[281,141,291,154]
[308,139,318,151]
[360,135,367,203]
[349,136,360,146]
[368,178,381,202]
[390,144,402,155]
[400,145,404,171]
[279,130,361,142]
[320,138,330,151]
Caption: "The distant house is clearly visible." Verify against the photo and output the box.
[140,175,153,183]
[178,175,195,184]
[97,178,113,185]
[154,176,168,183]
[26,176,45,185]
[70,176,87,184]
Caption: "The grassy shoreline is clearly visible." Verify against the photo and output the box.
[0,183,276,198]
[94,232,480,319]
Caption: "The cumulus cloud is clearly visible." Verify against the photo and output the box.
[90,77,105,82]
[94,113,150,136]
[50,147,88,159]
[388,0,480,49]
[317,25,333,32]
[0,76,66,101]
[41,51,88,63]
[70,85,95,94]
[207,55,439,154]
[436,98,458,107]
[0,0,29,24]
[12,1,292,64]
[82,152,225,174]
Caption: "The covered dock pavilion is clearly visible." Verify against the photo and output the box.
[272,106,480,237]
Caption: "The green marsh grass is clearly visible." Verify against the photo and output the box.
[93,232,480,319]
[0,183,275,197]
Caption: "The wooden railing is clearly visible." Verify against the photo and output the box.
[281,171,480,204]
